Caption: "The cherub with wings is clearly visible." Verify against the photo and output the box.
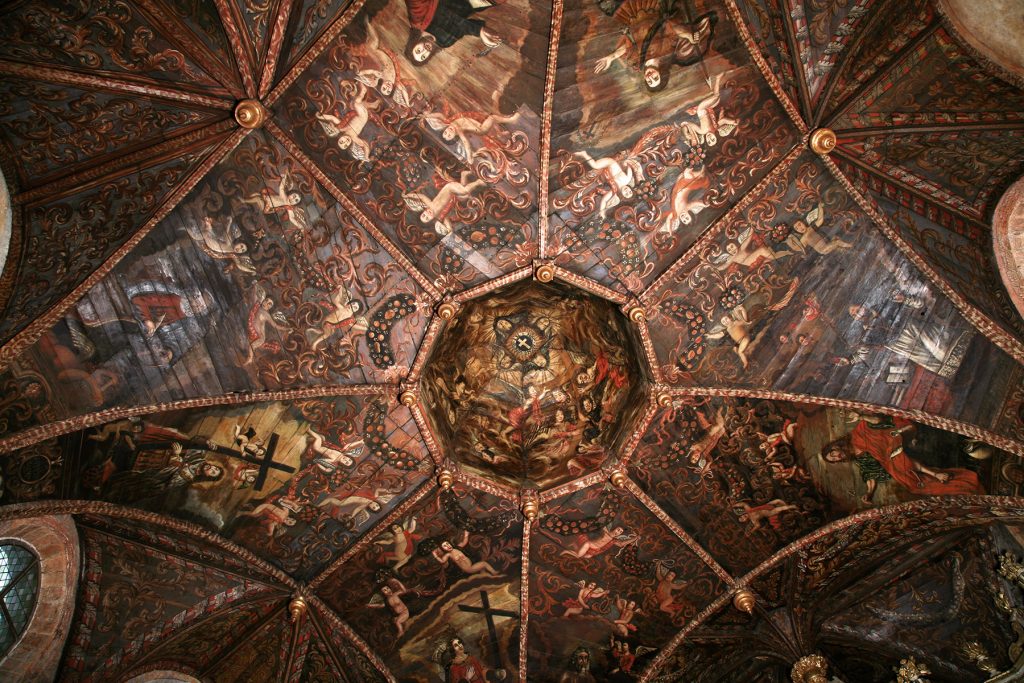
[710,226,792,272]
[355,18,412,107]
[655,562,689,618]
[236,498,300,536]
[307,280,368,351]
[421,108,523,162]
[402,169,487,235]
[686,405,726,465]
[562,580,609,618]
[240,170,309,232]
[783,202,852,255]
[314,81,380,161]
[733,499,799,531]
[612,597,644,637]
[374,518,420,569]
[244,284,289,363]
[679,73,738,149]
[658,165,709,234]
[706,279,799,369]
[367,577,416,636]
[574,149,644,218]
[183,216,256,274]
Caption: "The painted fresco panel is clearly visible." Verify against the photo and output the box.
[0,0,226,91]
[644,152,1022,442]
[548,0,800,293]
[733,0,802,109]
[0,128,430,430]
[527,486,727,681]
[275,0,546,291]
[792,0,875,104]
[0,149,213,342]
[316,485,522,681]
[630,397,1009,576]
[2,398,432,579]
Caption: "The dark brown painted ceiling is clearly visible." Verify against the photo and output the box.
[0,1,1023,681]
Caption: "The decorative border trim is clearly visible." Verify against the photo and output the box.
[552,266,629,304]
[824,155,1024,363]
[994,176,1024,320]
[664,386,1024,456]
[259,0,297,98]
[453,266,532,303]
[616,395,659,468]
[518,517,532,683]
[213,0,259,97]
[307,595,398,683]
[934,0,1024,89]
[537,0,564,260]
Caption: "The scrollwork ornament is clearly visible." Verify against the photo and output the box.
[791,654,829,683]
[999,551,1024,589]
[893,656,931,683]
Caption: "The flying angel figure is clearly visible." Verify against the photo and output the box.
[314,81,379,161]
[420,108,523,162]
[679,73,739,148]
[355,18,413,108]
[240,170,309,232]
[373,518,419,569]
[706,279,800,369]
[307,280,368,351]
[244,284,289,363]
[783,202,853,255]
[574,149,644,218]
[658,165,710,234]
[710,226,791,271]
[402,170,487,235]
[183,216,256,274]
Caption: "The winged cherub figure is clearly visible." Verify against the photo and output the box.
[402,169,487,235]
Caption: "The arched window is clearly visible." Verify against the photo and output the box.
[0,544,39,658]
[124,671,201,683]
[994,176,1024,319]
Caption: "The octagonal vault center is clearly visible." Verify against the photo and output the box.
[420,280,648,490]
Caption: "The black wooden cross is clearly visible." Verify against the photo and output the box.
[457,590,518,669]
[190,432,294,491]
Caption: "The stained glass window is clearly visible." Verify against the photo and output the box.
[0,543,39,658]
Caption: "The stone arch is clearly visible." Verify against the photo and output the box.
[123,671,202,683]
[0,515,79,682]
[994,175,1024,320]
[939,0,1024,80]
[0,166,10,280]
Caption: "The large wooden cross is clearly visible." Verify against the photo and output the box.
[457,590,518,670]
[195,432,294,491]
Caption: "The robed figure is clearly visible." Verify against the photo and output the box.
[404,0,504,65]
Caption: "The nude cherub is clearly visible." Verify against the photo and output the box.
[679,73,739,148]
[374,518,419,570]
[560,525,636,559]
[783,202,852,255]
[183,216,256,274]
[237,499,299,536]
[756,420,799,460]
[355,18,411,107]
[733,499,798,531]
[686,405,726,464]
[307,427,361,471]
[308,281,368,350]
[612,597,643,637]
[245,285,289,363]
[421,108,523,162]
[402,169,487,235]
[574,149,644,218]
[711,227,791,272]
[658,165,709,234]
[368,578,414,636]
[655,564,689,617]
[563,581,609,618]
[432,529,500,576]
[708,306,758,369]
[240,170,308,231]
[315,81,380,161]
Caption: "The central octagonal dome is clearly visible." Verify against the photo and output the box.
[420,280,647,489]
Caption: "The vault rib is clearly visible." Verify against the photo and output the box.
[264,119,443,301]
[518,516,531,683]
[265,0,371,107]
[824,155,1024,364]
[0,59,235,110]
[0,127,248,371]
[771,0,813,123]
[259,0,297,99]
[723,0,808,133]
[662,386,1024,457]
[639,142,804,304]
[200,604,288,679]
[0,384,394,455]
[537,0,564,260]
[834,121,1024,138]
[307,609,357,683]
[213,0,260,97]
[639,496,1024,682]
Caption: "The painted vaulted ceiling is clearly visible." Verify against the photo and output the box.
[0,0,1023,681]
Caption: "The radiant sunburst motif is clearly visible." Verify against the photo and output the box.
[420,280,648,489]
